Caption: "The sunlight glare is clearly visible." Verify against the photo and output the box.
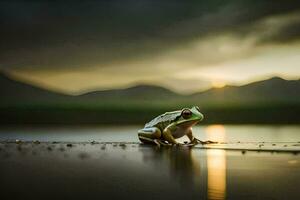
[207,149,226,200]
[211,80,226,88]
[205,125,226,142]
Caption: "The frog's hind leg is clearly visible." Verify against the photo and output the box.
[138,127,161,145]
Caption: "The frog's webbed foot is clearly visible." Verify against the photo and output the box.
[186,138,201,146]
[194,139,218,145]
[154,139,172,147]
[187,138,218,146]
[138,136,157,144]
[138,137,170,147]
[202,140,218,144]
[154,139,170,147]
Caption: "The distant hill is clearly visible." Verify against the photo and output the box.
[0,72,71,104]
[79,84,179,101]
[192,77,300,105]
[0,72,299,106]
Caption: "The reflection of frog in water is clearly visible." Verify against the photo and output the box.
[138,106,204,146]
[139,146,203,193]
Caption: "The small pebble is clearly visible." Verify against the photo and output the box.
[283,145,287,147]
[33,140,40,144]
[66,143,73,147]
[272,144,276,146]
[15,139,22,144]
[91,141,99,145]
[47,146,52,151]
[241,150,246,154]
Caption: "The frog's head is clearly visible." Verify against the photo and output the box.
[176,106,204,127]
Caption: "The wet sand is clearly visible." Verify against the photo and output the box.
[0,141,300,200]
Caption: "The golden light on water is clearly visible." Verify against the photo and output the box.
[206,125,227,200]
[207,150,226,200]
[205,125,226,142]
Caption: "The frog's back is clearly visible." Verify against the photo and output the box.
[144,111,181,131]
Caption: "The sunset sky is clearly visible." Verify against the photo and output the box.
[1,0,300,94]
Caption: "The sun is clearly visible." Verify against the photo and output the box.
[211,80,226,88]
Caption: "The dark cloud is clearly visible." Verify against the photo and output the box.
[1,0,300,70]
[260,20,300,44]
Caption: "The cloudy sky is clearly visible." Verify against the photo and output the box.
[1,0,300,94]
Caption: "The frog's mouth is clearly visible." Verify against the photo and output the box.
[178,119,201,128]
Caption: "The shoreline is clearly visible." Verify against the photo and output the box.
[1,141,300,154]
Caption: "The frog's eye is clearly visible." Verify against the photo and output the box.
[182,109,192,119]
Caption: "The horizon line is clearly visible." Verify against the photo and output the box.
[1,70,299,96]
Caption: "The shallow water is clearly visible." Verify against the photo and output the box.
[0,125,300,200]
[0,142,299,200]
[0,125,300,143]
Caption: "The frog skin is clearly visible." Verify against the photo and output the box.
[138,106,204,146]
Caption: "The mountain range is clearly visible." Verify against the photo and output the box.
[1,72,299,106]
[1,72,300,124]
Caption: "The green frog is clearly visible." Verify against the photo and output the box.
[138,106,204,146]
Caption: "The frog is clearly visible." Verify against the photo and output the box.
[138,106,204,147]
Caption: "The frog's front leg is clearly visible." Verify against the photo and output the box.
[186,128,203,145]
[162,123,179,145]
[138,127,162,145]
